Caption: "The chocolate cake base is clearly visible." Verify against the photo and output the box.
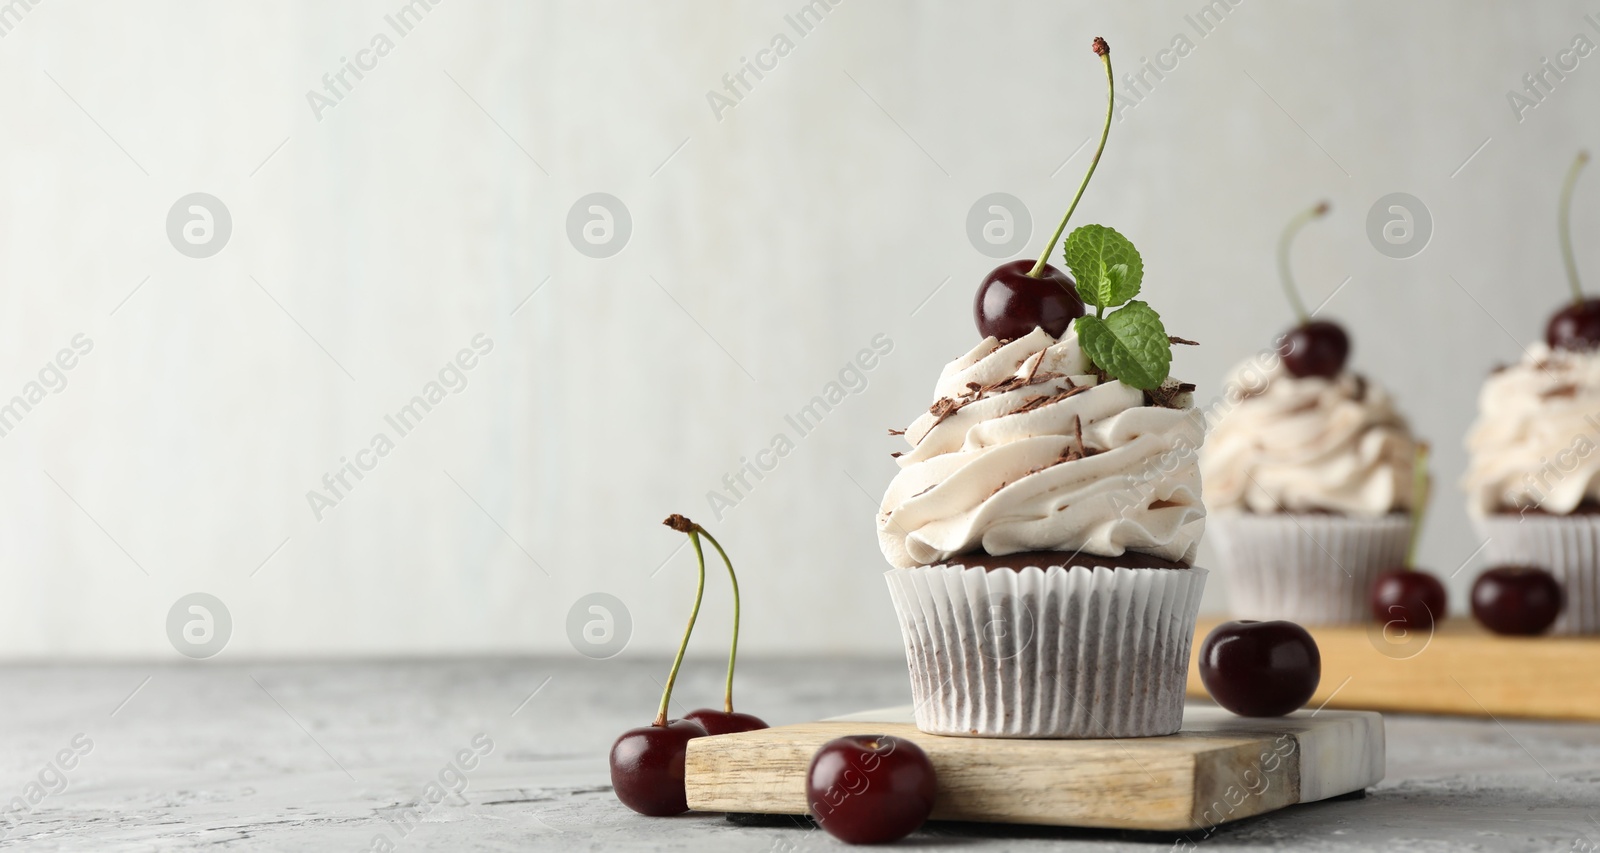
[943,549,1190,571]
[1499,502,1600,517]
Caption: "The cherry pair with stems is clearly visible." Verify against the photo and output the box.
[609,515,767,817]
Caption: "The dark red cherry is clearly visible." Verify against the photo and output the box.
[807,734,937,844]
[1471,566,1563,636]
[974,259,1085,340]
[682,708,769,736]
[1278,320,1350,378]
[1546,298,1600,350]
[609,719,707,816]
[1198,620,1321,717]
[1369,568,1448,630]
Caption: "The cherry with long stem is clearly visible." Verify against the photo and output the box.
[1274,201,1348,378]
[1547,150,1600,350]
[1027,37,1115,280]
[684,522,768,736]
[607,515,711,817]
[973,38,1119,340]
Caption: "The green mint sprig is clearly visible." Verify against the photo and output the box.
[1065,224,1171,390]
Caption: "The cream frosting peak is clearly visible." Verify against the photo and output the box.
[1201,356,1419,516]
[877,327,1205,568]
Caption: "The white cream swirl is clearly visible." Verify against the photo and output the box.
[1201,357,1418,516]
[1463,343,1600,515]
[877,327,1205,569]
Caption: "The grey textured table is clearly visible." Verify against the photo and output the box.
[2,658,1597,851]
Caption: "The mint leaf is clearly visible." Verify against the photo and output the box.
[1063,224,1143,309]
[1074,300,1171,390]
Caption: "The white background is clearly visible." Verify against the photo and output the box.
[2,0,1597,660]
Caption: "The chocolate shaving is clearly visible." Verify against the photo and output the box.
[926,366,1073,427]
[1543,383,1578,399]
[1168,336,1200,346]
[887,428,906,436]
[992,433,1102,499]
[1013,383,1090,415]
[890,451,904,458]
[1145,381,1195,409]
[982,370,1065,397]
[1023,350,1048,383]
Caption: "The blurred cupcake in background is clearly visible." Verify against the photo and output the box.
[1199,201,1426,625]
[1463,151,1600,635]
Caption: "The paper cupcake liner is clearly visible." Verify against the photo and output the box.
[1472,514,1600,635]
[884,562,1207,739]
[1207,513,1412,625]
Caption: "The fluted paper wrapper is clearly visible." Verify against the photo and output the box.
[1472,514,1600,635]
[885,563,1207,739]
[1208,513,1411,625]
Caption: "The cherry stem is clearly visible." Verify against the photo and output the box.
[655,529,706,728]
[697,527,741,714]
[1277,201,1330,324]
[1028,38,1114,280]
[1560,150,1590,306]
[1404,442,1430,570]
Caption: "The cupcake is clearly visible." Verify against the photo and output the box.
[879,328,1206,739]
[1199,201,1424,625]
[876,37,1207,739]
[1202,357,1422,624]
[1461,151,1600,635]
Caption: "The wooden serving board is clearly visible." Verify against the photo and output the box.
[1187,617,1600,721]
[684,705,1382,831]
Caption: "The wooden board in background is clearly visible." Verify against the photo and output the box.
[684,705,1382,832]
[1187,617,1600,721]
